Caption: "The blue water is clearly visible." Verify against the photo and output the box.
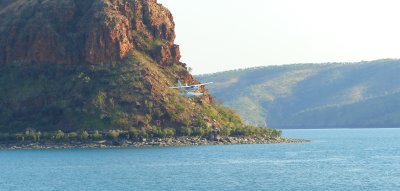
[1,128,400,191]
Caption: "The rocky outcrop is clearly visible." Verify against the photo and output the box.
[0,0,235,133]
[0,0,181,66]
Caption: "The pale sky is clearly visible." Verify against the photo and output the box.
[158,0,400,74]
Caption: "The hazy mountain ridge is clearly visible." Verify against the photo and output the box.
[197,59,400,128]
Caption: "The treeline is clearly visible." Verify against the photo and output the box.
[0,126,281,142]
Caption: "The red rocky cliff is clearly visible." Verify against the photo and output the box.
[0,0,181,66]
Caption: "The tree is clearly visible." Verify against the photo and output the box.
[195,118,208,128]
[55,130,65,140]
[68,132,78,140]
[151,127,163,138]
[139,128,148,139]
[24,130,38,141]
[144,114,152,125]
[107,130,120,139]
[220,127,232,137]
[29,131,39,142]
[200,126,212,137]
[36,131,41,141]
[181,127,192,136]
[271,129,282,138]
[91,130,103,140]
[163,128,175,138]
[80,131,89,140]
[129,128,139,141]
[15,133,24,142]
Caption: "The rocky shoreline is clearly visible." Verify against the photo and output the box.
[0,136,310,150]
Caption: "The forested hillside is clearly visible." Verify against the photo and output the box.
[197,59,400,128]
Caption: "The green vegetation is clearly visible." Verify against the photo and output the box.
[80,131,89,140]
[0,49,244,132]
[197,59,400,128]
[107,130,120,139]
[91,130,103,140]
[55,130,65,140]
[128,127,139,140]
[0,41,285,141]
[0,125,281,143]
[68,132,78,140]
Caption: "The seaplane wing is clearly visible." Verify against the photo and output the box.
[170,80,213,89]
[169,85,193,89]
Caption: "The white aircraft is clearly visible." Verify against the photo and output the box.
[170,80,213,97]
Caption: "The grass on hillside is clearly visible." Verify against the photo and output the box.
[0,50,277,138]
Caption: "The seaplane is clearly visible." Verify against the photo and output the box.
[170,80,213,97]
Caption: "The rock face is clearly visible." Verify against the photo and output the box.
[0,0,213,104]
[0,0,180,66]
[0,0,230,132]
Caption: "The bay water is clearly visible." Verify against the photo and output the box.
[1,128,400,191]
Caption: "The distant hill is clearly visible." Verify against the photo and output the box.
[197,60,400,128]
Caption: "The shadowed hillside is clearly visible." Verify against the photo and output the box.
[197,59,400,128]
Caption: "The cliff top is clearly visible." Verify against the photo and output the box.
[0,0,179,66]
